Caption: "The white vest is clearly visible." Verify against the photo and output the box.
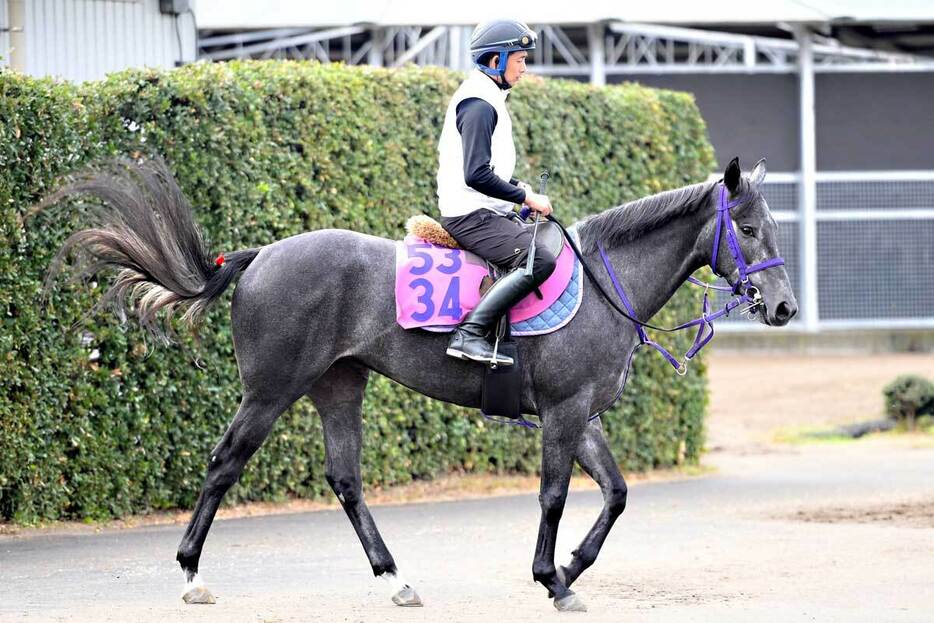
[436,70,517,218]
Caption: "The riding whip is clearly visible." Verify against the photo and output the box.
[524,170,549,276]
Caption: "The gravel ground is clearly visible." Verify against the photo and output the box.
[705,352,934,451]
[2,352,934,622]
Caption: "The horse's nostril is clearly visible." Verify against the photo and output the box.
[775,301,795,321]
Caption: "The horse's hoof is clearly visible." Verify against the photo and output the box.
[554,592,587,612]
[182,585,216,604]
[181,573,216,604]
[391,585,423,607]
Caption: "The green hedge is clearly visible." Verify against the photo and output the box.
[0,61,715,523]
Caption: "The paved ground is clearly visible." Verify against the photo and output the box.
[2,353,934,622]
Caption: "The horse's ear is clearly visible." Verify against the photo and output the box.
[750,158,767,188]
[724,157,741,194]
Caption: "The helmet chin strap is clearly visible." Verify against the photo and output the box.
[476,50,512,89]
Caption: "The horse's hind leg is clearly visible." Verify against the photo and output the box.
[308,361,422,607]
[559,418,628,589]
[176,389,297,604]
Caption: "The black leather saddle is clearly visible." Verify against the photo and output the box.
[482,218,563,297]
[521,218,564,263]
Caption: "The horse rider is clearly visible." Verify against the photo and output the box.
[438,20,556,367]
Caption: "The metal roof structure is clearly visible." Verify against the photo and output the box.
[193,0,934,29]
[194,0,934,63]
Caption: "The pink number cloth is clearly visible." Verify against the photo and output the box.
[395,234,576,330]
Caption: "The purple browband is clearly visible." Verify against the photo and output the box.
[597,182,785,376]
[711,184,786,288]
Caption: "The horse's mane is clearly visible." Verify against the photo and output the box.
[578,180,718,252]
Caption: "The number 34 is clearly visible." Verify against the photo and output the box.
[406,246,463,321]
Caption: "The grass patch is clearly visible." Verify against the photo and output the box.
[774,427,860,445]
[774,420,934,445]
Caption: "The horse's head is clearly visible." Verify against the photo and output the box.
[703,157,798,326]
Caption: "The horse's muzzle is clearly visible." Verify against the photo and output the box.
[766,299,797,326]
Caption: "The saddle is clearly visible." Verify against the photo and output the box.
[399,215,577,328]
[401,215,577,423]
[408,214,564,300]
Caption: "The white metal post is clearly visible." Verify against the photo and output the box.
[8,0,25,72]
[368,28,384,67]
[588,23,605,86]
[447,26,471,71]
[447,26,460,70]
[794,25,819,332]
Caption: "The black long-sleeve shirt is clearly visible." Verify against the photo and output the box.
[455,97,527,205]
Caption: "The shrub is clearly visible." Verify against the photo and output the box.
[0,61,715,523]
[883,374,934,427]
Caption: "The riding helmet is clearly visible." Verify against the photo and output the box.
[469,20,536,80]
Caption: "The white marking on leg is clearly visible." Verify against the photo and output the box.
[182,572,205,597]
[381,571,411,593]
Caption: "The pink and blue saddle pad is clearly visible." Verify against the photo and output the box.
[394,233,583,336]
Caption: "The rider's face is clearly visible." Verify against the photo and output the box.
[504,51,528,86]
[492,51,528,86]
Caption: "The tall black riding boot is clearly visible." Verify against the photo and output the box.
[446,268,536,366]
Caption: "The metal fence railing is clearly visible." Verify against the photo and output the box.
[712,171,934,331]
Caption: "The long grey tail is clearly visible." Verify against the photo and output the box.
[41,158,260,343]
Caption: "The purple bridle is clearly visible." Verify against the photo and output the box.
[710,184,786,293]
[490,182,786,429]
[597,182,785,376]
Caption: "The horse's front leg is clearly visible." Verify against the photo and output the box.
[559,418,628,589]
[533,405,589,612]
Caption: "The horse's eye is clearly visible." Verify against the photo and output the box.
[740,225,755,237]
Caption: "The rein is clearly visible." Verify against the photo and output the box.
[551,182,785,376]
[498,182,785,428]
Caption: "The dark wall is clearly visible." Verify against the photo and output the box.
[613,74,799,171]
[815,73,934,171]
[612,71,934,172]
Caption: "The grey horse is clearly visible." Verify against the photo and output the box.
[45,156,796,612]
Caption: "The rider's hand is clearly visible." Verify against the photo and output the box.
[523,191,553,217]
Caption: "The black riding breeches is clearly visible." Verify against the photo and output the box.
[440,208,557,283]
